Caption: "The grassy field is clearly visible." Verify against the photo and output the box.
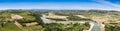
[0,22,22,31]
[23,25,43,31]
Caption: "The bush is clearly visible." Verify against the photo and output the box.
[67,15,92,21]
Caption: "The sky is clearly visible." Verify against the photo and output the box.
[0,0,120,10]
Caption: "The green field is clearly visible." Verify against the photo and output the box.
[0,22,22,31]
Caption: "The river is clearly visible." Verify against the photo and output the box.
[41,14,101,31]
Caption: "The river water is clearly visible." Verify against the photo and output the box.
[41,14,101,31]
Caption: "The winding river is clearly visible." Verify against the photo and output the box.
[41,14,101,31]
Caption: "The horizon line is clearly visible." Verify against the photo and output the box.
[0,8,119,11]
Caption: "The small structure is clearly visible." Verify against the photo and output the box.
[14,21,23,29]
[11,14,23,20]
[11,14,23,29]
[25,22,38,27]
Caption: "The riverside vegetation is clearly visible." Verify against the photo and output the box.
[0,9,120,31]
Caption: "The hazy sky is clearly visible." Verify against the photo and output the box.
[0,0,120,10]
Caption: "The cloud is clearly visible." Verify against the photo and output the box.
[93,0,120,10]
[98,0,120,7]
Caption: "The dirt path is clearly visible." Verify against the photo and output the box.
[14,21,23,29]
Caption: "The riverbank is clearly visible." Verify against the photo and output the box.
[41,14,101,31]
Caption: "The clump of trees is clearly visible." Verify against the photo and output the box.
[54,13,71,16]
[42,22,90,31]
[0,22,5,27]
[0,12,12,20]
[105,23,120,31]
[47,18,66,21]
[67,15,92,21]
[18,11,36,22]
